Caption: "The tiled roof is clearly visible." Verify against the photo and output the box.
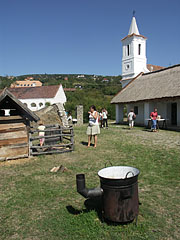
[147,64,164,72]
[64,88,76,92]
[0,85,61,99]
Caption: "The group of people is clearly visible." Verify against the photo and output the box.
[37,106,159,149]
[127,108,159,132]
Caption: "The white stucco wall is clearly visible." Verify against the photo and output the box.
[115,99,180,127]
[127,103,144,125]
[19,85,67,111]
[122,36,148,80]
[115,104,124,123]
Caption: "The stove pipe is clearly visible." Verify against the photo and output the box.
[76,174,103,198]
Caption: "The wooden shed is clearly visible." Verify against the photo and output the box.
[0,88,39,161]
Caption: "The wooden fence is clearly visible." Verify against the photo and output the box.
[29,124,74,156]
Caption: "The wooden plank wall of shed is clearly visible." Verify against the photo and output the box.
[0,121,29,161]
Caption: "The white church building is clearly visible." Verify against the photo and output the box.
[5,84,67,111]
[111,16,180,128]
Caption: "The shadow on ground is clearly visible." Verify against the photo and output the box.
[66,198,135,226]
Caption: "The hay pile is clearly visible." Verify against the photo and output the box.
[35,105,62,126]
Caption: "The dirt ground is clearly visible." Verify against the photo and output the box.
[115,125,180,149]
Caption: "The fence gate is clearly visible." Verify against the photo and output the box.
[29,124,74,156]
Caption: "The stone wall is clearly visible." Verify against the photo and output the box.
[76,105,83,125]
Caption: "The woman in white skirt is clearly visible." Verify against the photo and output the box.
[87,105,100,148]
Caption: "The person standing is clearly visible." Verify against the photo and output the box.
[102,108,108,129]
[150,108,158,132]
[38,121,45,147]
[86,105,100,148]
[128,109,136,129]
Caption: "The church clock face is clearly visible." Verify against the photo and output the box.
[125,64,130,70]
[124,62,131,72]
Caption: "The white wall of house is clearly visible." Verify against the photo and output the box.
[127,102,144,125]
[115,99,180,127]
[115,104,124,123]
[51,85,66,105]
[19,85,67,111]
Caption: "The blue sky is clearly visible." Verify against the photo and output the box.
[0,0,180,76]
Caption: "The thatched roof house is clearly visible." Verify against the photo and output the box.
[111,64,180,127]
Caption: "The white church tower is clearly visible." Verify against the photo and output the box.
[121,16,149,88]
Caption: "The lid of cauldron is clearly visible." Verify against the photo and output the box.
[98,166,140,180]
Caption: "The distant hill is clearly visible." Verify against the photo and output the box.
[0,73,122,120]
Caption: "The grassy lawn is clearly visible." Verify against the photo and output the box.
[0,125,179,240]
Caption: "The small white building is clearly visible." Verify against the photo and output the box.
[8,84,67,111]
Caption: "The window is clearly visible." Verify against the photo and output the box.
[31,103,36,107]
[24,84,26,86]
[45,102,51,107]
[24,103,28,107]
[138,44,141,55]
[39,102,43,107]
[127,45,130,56]
[134,106,138,115]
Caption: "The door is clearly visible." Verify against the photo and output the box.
[171,103,177,125]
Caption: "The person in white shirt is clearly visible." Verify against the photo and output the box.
[128,109,136,129]
[86,105,100,148]
[102,108,108,129]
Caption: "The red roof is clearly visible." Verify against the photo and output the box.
[121,33,147,41]
[64,88,76,92]
[0,85,61,99]
[147,64,164,72]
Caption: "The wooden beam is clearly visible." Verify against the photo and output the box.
[0,137,28,147]
[0,154,28,161]
[31,143,73,149]
[30,134,73,141]
[31,149,72,156]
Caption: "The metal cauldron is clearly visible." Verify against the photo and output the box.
[76,165,140,223]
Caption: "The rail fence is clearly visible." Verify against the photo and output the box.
[29,124,74,156]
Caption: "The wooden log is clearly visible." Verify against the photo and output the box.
[0,137,28,147]
[0,127,26,134]
[30,134,73,141]
[31,149,72,156]
[0,145,28,158]
[0,116,23,121]
[0,130,27,140]
[0,122,25,131]
[70,128,74,151]
[0,143,28,149]
[62,136,71,141]
[0,154,28,161]
[30,143,73,149]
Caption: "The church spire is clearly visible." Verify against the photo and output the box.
[128,16,140,35]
